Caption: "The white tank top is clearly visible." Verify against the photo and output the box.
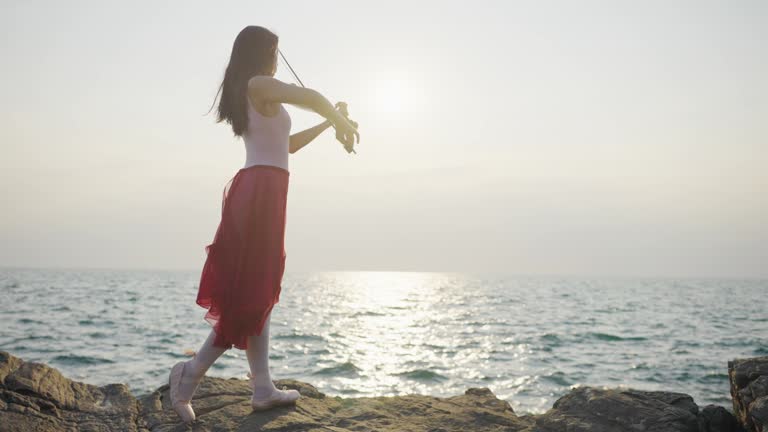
[243,93,291,171]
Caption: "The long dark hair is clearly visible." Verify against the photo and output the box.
[207,26,278,137]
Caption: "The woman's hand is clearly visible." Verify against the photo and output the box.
[333,102,359,154]
[335,116,359,154]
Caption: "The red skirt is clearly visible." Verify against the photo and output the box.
[196,164,289,350]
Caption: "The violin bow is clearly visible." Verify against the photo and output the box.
[277,47,358,154]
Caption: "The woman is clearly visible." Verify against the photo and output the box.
[168,25,359,424]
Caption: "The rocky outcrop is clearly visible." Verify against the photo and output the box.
[0,351,141,431]
[729,356,768,432]
[530,386,744,432]
[0,350,746,432]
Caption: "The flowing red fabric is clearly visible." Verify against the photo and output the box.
[196,164,289,350]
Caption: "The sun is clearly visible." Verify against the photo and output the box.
[366,72,427,122]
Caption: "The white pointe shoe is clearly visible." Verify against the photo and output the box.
[246,371,301,411]
[169,361,196,423]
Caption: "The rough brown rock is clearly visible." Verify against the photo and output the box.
[529,387,702,431]
[729,356,768,432]
[0,350,142,431]
[141,378,535,431]
[0,350,747,432]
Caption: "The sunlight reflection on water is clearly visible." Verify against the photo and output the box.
[1,268,766,415]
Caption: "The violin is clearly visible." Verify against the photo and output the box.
[278,48,359,154]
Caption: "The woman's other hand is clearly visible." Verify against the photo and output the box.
[335,116,359,154]
[333,102,359,153]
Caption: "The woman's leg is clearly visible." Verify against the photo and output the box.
[177,328,229,400]
[246,310,278,398]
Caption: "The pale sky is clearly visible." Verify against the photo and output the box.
[1,1,766,277]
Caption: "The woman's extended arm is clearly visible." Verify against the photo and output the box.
[248,76,359,151]
[289,119,332,154]
[248,76,351,128]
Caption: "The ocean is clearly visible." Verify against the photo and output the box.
[1,267,765,415]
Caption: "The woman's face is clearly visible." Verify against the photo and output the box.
[271,49,278,76]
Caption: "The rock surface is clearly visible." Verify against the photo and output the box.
[0,351,141,431]
[0,350,747,432]
[729,356,768,432]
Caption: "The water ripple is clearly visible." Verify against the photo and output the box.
[1,267,765,416]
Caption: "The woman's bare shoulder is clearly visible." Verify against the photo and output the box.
[246,77,283,116]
